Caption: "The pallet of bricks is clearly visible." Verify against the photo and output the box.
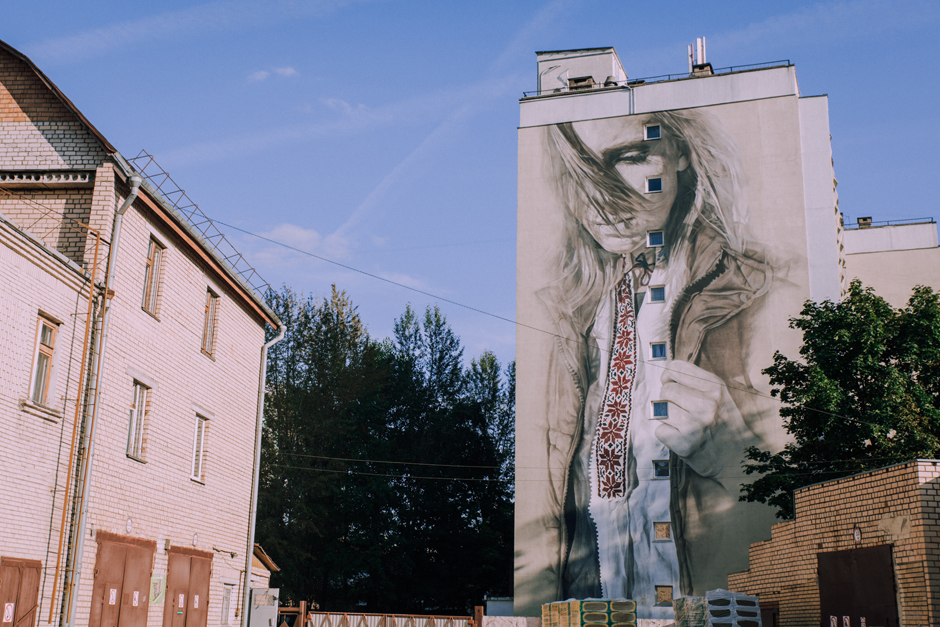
[541,599,636,627]
[673,589,761,627]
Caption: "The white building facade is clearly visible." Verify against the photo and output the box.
[515,47,844,619]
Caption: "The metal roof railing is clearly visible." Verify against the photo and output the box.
[843,217,936,230]
[126,150,272,301]
[522,60,792,98]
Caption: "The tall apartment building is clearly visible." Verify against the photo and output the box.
[515,46,844,620]
[0,39,282,627]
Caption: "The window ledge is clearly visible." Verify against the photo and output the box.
[190,477,205,486]
[201,349,216,362]
[141,307,161,322]
[126,454,147,464]
[20,399,62,423]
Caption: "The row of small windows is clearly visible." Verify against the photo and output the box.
[644,124,663,194]
[142,237,219,358]
[26,315,210,482]
[127,380,209,482]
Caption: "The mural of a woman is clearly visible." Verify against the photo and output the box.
[536,109,780,614]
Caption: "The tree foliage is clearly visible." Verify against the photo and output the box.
[740,280,940,519]
[257,288,514,613]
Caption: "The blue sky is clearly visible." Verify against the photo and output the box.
[5,0,938,368]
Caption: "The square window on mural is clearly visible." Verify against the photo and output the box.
[653,460,670,478]
[649,285,665,302]
[650,342,667,360]
[652,401,669,418]
[647,231,664,247]
[655,586,674,606]
[646,177,663,193]
[645,124,661,140]
[654,522,672,541]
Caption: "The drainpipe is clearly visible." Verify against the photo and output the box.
[62,174,141,627]
[242,322,286,627]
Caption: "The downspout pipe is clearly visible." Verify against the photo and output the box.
[242,322,286,627]
[62,174,141,627]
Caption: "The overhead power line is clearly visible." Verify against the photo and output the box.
[216,217,894,430]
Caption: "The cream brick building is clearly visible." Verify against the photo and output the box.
[728,460,940,626]
[0,38,282,627]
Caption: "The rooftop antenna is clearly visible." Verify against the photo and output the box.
[687,44,693,74]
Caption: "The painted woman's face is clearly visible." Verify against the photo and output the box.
[570,116,688,254]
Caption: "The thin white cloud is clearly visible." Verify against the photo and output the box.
[27,0,375,64]
[162,81,486,165]
[248,66,298,82]
[622,0,939,76]
[321,97,368,115]
[376,271,431,291]
[332,0,580,239]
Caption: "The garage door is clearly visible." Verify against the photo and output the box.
[88,532,156,627]
[817,545,899,627]
[162,548,212,627]
[0,557,42,627]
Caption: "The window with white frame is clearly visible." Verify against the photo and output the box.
[647,231,664,247]
[141,237,164,315]
[127,381,150,460]
[652,400,669,419]
[191,414,208,481]
[645,124,661,140]
[649,285,665,302]
[201,288,219,356]
[646,177,663,193]
[650,342,667,360]
[30,317,57,406]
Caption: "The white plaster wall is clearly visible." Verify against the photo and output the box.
[844,247,940,308]
[536,49,626,95]
[798,95,842,303]
[843,222,939,254]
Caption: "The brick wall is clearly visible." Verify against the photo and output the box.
[2,45,274,627]
[0,48,106,169]
[728,460,940,626]
[0,214,91,620]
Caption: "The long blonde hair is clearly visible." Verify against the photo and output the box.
[544,109,750,333]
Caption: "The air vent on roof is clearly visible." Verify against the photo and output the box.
[568,76,595,91]
[858,217,872,228]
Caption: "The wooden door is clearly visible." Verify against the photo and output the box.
[0,557,42,627]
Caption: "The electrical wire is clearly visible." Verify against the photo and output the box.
[215,217,911,432]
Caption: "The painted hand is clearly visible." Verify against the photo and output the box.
[653,360,748,477]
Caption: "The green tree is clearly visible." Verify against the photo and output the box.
[257,286,394,607]
[258,294,514,613]
[740,280,940,519]
[384,305,514,613]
